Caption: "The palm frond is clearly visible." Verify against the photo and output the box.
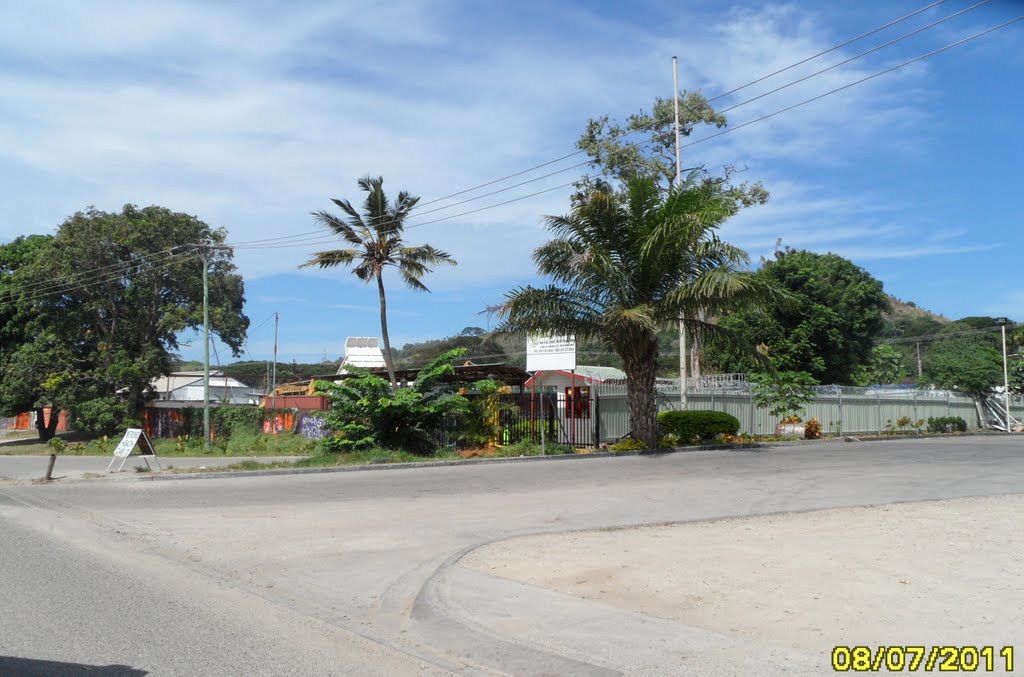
[299,249,359,269]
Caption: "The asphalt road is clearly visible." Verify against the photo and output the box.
[1,436,1022,676]
[0,454,304,482]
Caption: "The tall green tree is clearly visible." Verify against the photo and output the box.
[4,206,249,434]
[301,176,456,389]
[0,235,85,439]
[576,93,768,204]
[577,94,770,375]
[923,338,1002,396]
[851,344,905,386]
[491,176,781,448]
[708,248,890,384]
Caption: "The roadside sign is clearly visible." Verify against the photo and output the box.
[526,334,576,372]
[107,428,161,473]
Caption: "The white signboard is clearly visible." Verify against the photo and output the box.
[107,428,160,473]
[114,429,143,457]
[526,334,576,372]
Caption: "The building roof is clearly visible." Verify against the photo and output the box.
[148,371,249,396]
[338,336,386,372]
[524,365,626,385]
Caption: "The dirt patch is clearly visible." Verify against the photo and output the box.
[461,495,1024,651]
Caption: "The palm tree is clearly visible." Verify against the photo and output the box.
[491,175,781,447]
[301,176,456,389]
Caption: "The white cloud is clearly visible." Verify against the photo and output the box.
[0,0,988,295]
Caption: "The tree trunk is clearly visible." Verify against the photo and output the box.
[35,406,59,442]
[691,311,705,378]
[622,338,661,448]
[376,272,397,390]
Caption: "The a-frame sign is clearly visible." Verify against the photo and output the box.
[106,428,161,473]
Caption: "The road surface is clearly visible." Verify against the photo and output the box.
[1,436,1021,675]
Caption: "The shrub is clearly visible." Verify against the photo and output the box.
[803,418,822,440]
[749,371,818,420]
[658,410,741,442]
[315,348,470,455]
[608,438,648,451]
[926,416,968,433]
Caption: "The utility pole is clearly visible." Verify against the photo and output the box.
[200,247,211,450]
[271,312,279,409]
[915,341,923,379]
[673,55,687,409]
[996,318,1011,433]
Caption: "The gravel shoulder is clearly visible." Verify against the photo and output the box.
[461,494,1024,651]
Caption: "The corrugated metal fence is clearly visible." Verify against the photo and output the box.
[593,382,990,442]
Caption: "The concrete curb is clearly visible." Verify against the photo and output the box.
[140,431,1011,482]
[142,442,766,482]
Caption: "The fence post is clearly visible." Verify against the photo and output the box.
[748,389,755,435]
[838,389,843,436]
[946,391,951,417]
[876,392,882,434]
[710,391,716,410]
[594,389,601,447]
[913,391,918,428]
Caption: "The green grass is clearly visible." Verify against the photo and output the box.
[0,431,318,457]
[168,448,463,474]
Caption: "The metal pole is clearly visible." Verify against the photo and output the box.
[1002,324,1011,433]
[539,377,546,455]
[673,56,688,411]
[916,342,923,379]
[271,312,279,410]
[201,249,211,450]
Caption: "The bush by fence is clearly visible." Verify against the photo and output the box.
[926,416,968,433]
[658,410,741,442]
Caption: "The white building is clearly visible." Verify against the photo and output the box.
[337,337,387,374]
[147,371,254,405]
[523,365,626,394]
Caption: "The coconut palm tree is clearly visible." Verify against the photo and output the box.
[491,175,781,447]
[301,176,456,389]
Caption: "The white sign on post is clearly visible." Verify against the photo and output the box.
[526,334,576,372]
[107,428,161,473]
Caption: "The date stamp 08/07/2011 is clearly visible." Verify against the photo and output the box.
[832,646,1014,672]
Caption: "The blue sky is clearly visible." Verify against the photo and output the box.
[1,1,1021,363]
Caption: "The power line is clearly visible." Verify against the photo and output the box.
[880,324,1017,345]
[708,0,950,103]
[680,15,1023,151]
[222,2,961,251]
[2,251,195,307]
[0,246,188,301]
[716,0,991,117]
[236,13,1023,251]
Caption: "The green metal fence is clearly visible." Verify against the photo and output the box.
[593,382,984,442]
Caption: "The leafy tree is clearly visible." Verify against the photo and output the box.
[577,94,770,375]
[1010,358,1024,395]
[491,176,781,448]
[5,206,248,434]
[576,93,768,205]
[923,338,1002,396]
[851,345,904,386]
[301,176,456,389]
[749,370,819,421]
[314,348,470,454]
[709,248,890,384]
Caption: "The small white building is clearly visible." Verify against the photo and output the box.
[522,366,626,446]
[147,371,254,405]
[523,365,626,394]
[337,337,387,374]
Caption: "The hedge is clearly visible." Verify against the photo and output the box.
[658,409,741,442]
[926,416,968,433]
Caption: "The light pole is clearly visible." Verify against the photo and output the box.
[995,317,1011,433]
